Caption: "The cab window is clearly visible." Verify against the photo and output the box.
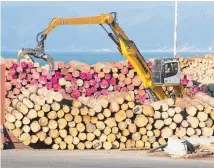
[164,62,178,78]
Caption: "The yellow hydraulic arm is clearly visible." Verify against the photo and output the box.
[19,12,168,100]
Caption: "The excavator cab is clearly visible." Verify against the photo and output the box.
[152,58,181,86]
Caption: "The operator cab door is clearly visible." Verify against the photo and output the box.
[163,61,180,84]
[152,59,181,85]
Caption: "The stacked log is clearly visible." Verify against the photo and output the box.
[4,84,214,150]
[5,57,208,104]
[178,55,214,85]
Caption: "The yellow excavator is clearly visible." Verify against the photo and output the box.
[17,12,184,101]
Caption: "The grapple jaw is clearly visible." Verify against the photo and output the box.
[17,33,54,73]
[17,48,54,73]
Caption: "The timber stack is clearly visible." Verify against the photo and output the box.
[4,84,214,150]
[4,58,206,104]
[178,54,214,85]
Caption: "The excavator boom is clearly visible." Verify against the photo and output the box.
[18,12,180,100]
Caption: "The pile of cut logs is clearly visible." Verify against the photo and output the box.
[178,55,214,85]
[4,84,214,150]
[5,58,208,104]
[4,59,150,103]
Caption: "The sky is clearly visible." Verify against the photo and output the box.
[1,1,214,52]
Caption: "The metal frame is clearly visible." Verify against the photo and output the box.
[1,63,28,149]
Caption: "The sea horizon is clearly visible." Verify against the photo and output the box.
[1,50,213,65]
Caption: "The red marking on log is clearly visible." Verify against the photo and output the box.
[84,81,90,88]
[181,78,188,85]
[79,86,86,93]
[72,90,80,99]
[31,68,37,74]
[71,78,77,83]
[89,80,96,86]
[100,79,109,89]
[9,68,16,75]
[91,87,97,93]
[86,73,92,80]
[80,72,87,80]
[46,74,53,80]
[22,79,28,86]
[55,72,62,79]
[120,87,128,92]
[127,84,134,91]
[19,72,27,79]
[105,74,111,80]
[51,77,58,84]
[65,87,72,93]
[30,79,39,86]
[28,62,33,68]
[25,68,31,74]
[139,95,147,102]
[86,89,92,96]
[114,85,121,91]
[13,63,18,69]
[127,61,133,68]
[39,76,47,84]
[101,89,109,96]
[21,61,27,68]
[71,84,78,91]
[54,83,61,91]
[95,83,100,88]
[109,78,116,85]
[46,82,53,89]
[65,74,73,81]
[191,86,200,93]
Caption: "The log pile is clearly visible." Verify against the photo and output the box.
[4,59,152,104]
[5,57,208,104]
[4,84,214,150]
[178,55,214,85]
